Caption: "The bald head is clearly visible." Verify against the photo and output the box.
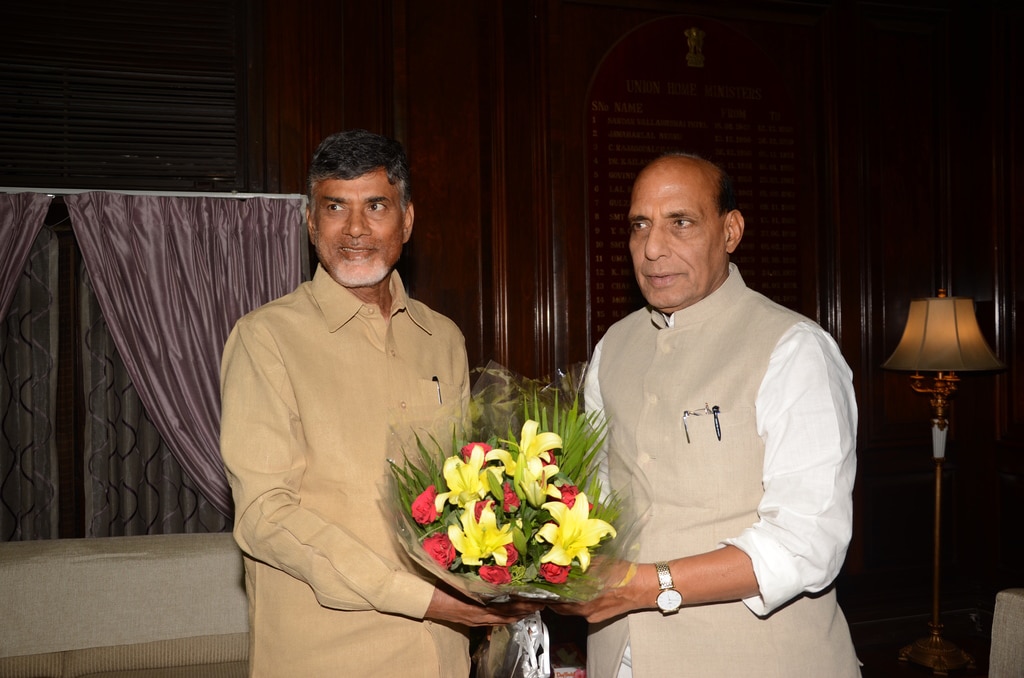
[636,153,737,216]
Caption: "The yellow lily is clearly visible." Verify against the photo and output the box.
[516,456,561,508]
[484,445,518,477]
[537,492,616,572]
[486,420,561,478]
[518,420,562,465]
[435,446,492,510]
[448,501,514,566]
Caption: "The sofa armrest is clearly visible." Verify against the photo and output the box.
[989,587,1024,678]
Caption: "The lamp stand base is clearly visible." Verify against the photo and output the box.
[898,624,975,676]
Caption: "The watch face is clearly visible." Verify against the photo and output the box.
[657,588,683,612]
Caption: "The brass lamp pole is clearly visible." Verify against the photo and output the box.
[900,370,971,673]
[882,290,1005,675]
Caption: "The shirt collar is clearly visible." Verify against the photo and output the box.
[311,267,434,335]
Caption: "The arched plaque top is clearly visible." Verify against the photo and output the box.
[585,14,803,341]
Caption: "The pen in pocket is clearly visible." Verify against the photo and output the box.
[681,403,722,443]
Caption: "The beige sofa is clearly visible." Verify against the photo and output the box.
[0,533,248,678]
[990,588,1024,678]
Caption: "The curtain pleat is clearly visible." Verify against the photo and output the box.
[0,193,52,319]
[81,266,231,536]
[0,193,57,539]
[0,224,59,539]
[66,193,304,517]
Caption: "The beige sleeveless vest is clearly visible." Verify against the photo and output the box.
[589,268,860,678]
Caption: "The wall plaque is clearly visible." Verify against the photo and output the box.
[586,16,802,339]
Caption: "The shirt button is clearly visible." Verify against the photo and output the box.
[638,453,651,465]
[647,394,657,404]
[390,349,396,356]
[400,401,407,409]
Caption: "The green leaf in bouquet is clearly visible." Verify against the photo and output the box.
[485,469,505,504]
[511,526,528,556]
[388,428,460,515]
[552,402,606,485]
[523,562,539,582]
[441,505,461,528]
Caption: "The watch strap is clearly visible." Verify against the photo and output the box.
[655,561,674,590]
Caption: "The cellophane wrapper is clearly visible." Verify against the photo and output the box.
[473,610,550,678]
[387,361,652,605]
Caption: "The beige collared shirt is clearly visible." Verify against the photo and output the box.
[221,267,471,677]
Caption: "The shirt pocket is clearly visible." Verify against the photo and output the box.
[417,375,456,408]
[393,376,462,443]
[678,404,723,446]
[667,405,763,508]
[417,374,446,405]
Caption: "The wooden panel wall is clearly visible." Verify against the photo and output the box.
[989,3,1024,592]
[843,2,957,606]
[256,0,1024,621]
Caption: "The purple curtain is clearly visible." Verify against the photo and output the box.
[65,193,305,516]
[1,193,52,320]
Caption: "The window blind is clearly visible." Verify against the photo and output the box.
[0,0,246,191]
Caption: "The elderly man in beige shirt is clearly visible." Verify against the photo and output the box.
[220,130,536,677]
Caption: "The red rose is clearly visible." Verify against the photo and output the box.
[558,484,580,508]
[503,544,519,566]
[502,482,520,510]
[461,442,492,461]
[423,533,455,568]
[411,486,439,524]
[474,500,494,521]
[540,562,570,584]
[479,565,512,585]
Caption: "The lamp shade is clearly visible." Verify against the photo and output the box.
[883,294,1005,372]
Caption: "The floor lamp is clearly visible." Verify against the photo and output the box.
[882,289,1005,675]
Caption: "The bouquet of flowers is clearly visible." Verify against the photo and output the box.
[388,362,647,604]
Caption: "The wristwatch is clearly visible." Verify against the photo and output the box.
[655,561,683,614]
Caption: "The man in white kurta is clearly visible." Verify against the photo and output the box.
[558,153,861,677]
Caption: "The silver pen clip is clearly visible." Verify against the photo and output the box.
[682,403,721,444]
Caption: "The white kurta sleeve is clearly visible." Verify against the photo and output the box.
[723,321,858,616]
